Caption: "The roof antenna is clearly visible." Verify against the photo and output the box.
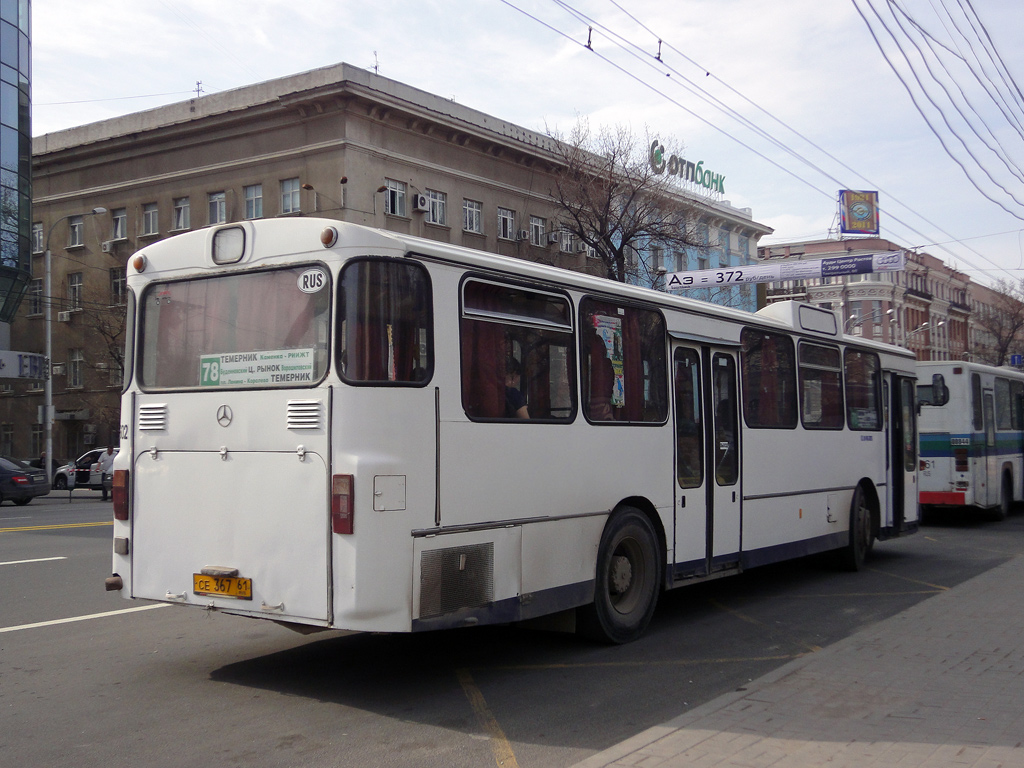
[190,81,203,113]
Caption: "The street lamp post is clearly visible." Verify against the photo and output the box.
[44,207,106,485]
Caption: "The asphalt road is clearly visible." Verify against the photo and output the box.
[2,494,1022,768]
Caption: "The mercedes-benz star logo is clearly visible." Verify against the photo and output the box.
[216,405,233,427]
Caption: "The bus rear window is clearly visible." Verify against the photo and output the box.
[139,265,330,390]
[338,259,433,385]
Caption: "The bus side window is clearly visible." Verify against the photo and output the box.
[580,299,667,424]
[740,328,797,429]
[460,280,575,422]
[338,259,433,385]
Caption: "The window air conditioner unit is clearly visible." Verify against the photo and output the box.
[57,311,72,322]
[101,241,115,253]
[547,232,561,245]
[51,362,66,376]
[412,194,429,212]
[517,229,530,241]
[577,243,589,253]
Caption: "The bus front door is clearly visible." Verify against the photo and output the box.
[671,344,741,580]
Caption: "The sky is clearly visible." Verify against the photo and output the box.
[30,0,1024,288]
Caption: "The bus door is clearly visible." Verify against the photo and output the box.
[982,391,997,505]
[671,344,741,580]
[885,374,918,533]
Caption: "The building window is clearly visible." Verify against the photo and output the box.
[425,189,446,226]
[244,184,263,220]
[0,424,11,456]
[384,179,406,217]
[529,216,546,246]
[463,199,482,233]
[69,348,84,388]
[31,423,43,458]
[173,197,191,230]
[208,192,226,225]
[32,222,43,253]
[281,178,301,214]
[559,230,575,253]
[68,216,84,247]
[67,272,83,310]
[28,278,42,315]
[111,208,127,240]
[110,267,127,305]
[497,207,516,240]
[142,203,159,235]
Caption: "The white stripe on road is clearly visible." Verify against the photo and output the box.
[0,556,68,566]
[0,603,169,634]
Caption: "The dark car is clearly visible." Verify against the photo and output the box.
[0,457,51,505]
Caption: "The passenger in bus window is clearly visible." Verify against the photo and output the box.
[505,359,530,419]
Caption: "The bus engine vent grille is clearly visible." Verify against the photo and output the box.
[287,399,322,430]
[419,543,494,619]
[138,403,167,431]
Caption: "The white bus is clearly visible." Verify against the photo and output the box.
[106,219,919,643]
[917,360,1024,518]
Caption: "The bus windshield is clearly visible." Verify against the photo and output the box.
[138,265,331,390]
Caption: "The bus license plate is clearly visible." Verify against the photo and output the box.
[192,573,253,600]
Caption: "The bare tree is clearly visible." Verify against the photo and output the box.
[548,121,705,283]
[972,278,1024,366]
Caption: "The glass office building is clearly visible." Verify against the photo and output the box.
[0,0,30,323]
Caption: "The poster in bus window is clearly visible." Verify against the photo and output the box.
[593,315,625,408]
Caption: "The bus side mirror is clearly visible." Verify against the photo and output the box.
[932,374,949,406]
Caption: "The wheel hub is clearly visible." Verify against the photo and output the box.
[609,554,632,594]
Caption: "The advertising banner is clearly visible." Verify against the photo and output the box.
[664,251,904,290]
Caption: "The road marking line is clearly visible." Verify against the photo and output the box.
[0,556,68,566]
[709,598,822,653]
[457,668,519,768]
[492,653,807,672]
[0,521,113,533]
[864,566,950,591]
[0,603,169,634]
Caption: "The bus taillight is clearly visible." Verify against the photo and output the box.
[332,474,354,534]
[112,469,130,520]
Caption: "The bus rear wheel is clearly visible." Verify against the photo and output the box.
[992,473,1012,521]
[579,507,661,644]
[841,484,874,572]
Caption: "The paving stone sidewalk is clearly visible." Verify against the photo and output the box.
[573,554,1024,768]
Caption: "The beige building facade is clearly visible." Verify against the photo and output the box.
[11,63,768,463]
[758,237,1006,364]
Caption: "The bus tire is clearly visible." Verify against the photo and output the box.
[841,484,874,572]
[579,507,661,644]
[993,473,1012,521]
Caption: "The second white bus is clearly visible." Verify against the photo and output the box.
[107,218,919,643]
[918,360,1024,518]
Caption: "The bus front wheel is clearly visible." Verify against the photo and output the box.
[579,507,661,644]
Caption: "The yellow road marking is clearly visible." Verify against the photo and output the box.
[0,521,112,534]
[457,668,519,768]
[709,598,822,653]
[864,566,950,591]
[492,653,806,672]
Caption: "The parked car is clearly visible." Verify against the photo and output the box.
[53,448,117,491]
[0,457,51,505]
